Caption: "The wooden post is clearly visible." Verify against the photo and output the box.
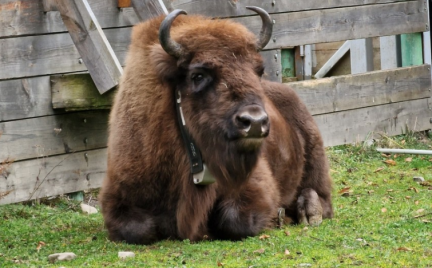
[131,0,168,21]
[304,45,313,80]
[379,36,401,70]
[350,38,374,74]
[54,0,123,94]
[401,33,423,66]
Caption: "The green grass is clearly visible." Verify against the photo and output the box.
[1,133,432,267]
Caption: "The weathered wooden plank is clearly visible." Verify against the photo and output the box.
[235,0,427,49]
[0,77,57,121]
[131,0,167,21]
[350,38,374,74]
[54,0,123,94]
[289,65,431,115]
[0,27,131,81]
[380,35,402,70]
[51,74,115,110]
[0,0,138,37]
[316,98,432,147]
[261,49,282,83]
[0,111,109,162]
[163,0,413,18]
[0,148,107,205]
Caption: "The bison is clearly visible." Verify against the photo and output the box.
[99,7,333,245]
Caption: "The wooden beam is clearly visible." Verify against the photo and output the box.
[0,28,131,81]
[0,111,109,162]
[51,74,115,110]
[0,0,139,38]
[316,98,432,147]
[315,41,350,79]
[54,0,123,94]
[131,0,168,21]
[235,0,428,49]
[0,148,107,205]
[0,77,57,122]
[289,65,431,115]
[163,0,413,18]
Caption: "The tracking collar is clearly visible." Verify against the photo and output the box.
[175,89,216,185]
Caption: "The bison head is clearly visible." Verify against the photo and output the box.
[150,7,274,185]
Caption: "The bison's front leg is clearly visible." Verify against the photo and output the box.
[208,168,280,240]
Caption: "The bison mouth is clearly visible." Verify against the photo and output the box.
[234,137,266,153]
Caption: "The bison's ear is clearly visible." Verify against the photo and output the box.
[149,44,181,82]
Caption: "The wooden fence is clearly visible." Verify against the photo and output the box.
[0,0,430,204]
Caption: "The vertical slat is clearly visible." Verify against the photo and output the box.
[118,0,132,8]
[54,0,124,94]
[350,38,374,74]
[295,46,304,81]
[131,0,168,21]
[401,33,424,66]
[304,45,313,80]
[379,36,401,70]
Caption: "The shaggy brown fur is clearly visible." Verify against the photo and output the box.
[99,14,333,244]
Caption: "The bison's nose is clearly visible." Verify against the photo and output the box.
[235,105,269,138]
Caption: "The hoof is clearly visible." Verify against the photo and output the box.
[297,188,323,226]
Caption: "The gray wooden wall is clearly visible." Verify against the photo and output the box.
[0,0,430,204]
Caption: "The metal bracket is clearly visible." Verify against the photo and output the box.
[193,164,216,185]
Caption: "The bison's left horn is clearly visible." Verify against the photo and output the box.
[159,9,187,58]
[246,6,273,50]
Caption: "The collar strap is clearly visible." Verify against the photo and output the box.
[175,89,215,185]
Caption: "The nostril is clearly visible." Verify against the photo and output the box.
[236,115,252,132]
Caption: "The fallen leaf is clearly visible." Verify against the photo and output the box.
[422,220,431,223]
[284,231,290,236]
[393,154,399,158]
[381,153,390,158]
[259,234,270,240]
[217,261,224,266]
[420,181,432,187]
[284,249,290,255]
[401,140,406,145]
[367,190,374,194]
[381,208,387,213]
[404,157,412,162]
[253,248,265,254]
[415,200,419,205]
[374,167,384,173]
[384,159,396,166]
[36,241,45,252]
[338,187,351,194]
[397,247,412,252]
[416,209,425,214]
[387,189,394,192]
[405,196,412,199]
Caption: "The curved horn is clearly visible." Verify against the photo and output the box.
[246,6,273,50]
[159,9,187,58]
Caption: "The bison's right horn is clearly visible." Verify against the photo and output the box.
[246,6,273,50]
[159,9,187,58]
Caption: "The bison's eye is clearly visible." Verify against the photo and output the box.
[191,73,204,83]
[189,69,213,93]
